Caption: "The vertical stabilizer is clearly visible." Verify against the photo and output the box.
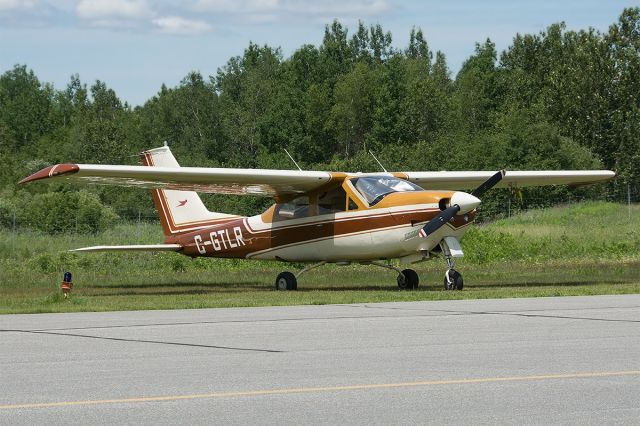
[141,146,238,236]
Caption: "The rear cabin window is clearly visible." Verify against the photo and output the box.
[274,196,309,220]
[318,187,347,214]
[274,187,347,221]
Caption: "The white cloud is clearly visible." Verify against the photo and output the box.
[76,0,152,20]
[194,0,391,19]
[0,0,62,27]
[1,0,391,33]
[304,0,390,16]
[195,0,280,13]
[75,0,212,35]
[153,15,212,35]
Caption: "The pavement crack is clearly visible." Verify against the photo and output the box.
[479,312,640,324]
[2,304,638,334]
[1,329,284,353]
[0,314,433,332]
[357,304,640,323]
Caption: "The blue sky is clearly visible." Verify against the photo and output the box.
[0,0,637,106]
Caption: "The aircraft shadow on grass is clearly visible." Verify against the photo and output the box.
[84,281,424,296]
[474,278,631,289]
[81,278,631,297]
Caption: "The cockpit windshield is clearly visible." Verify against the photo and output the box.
[351,176,422,205]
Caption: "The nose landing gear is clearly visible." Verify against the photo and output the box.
[441,238,464,291]
[445,270,464,290]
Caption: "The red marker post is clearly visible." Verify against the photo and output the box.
[61,272,73,298]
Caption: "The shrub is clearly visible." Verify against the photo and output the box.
[0,192,17,229]
[18,190,118,234]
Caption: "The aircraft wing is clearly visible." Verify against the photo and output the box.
[401,170,615,190]
[19,163,344,197]
[20,162,615,196]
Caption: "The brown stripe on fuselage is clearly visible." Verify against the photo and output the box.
[170,207,475,259]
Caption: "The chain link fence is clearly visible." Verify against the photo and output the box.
[474,184,640,223]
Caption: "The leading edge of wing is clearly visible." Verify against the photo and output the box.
[403,170,616,190]
[20,164,342,197]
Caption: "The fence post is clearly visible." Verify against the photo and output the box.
[12,210,16,233]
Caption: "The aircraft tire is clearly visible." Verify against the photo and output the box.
[444,269,463,290]
[276,272,297,291]
[398,269,419,290]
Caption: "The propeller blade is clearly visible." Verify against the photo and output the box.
[471,170,506,198]
[419,205,460,238]
[419,171,505,238]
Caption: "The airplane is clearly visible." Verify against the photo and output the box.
[20,145,615,291]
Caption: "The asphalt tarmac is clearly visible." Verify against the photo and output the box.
[1,295,639,425]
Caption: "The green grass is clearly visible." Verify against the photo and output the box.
[1,201,639,314]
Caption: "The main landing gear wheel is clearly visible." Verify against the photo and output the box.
[444,269,463,291]
[276,272,297,291]
[397,269,419,290]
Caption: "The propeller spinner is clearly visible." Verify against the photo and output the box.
[419,170,505,238]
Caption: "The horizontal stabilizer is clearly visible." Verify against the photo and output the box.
[70,244,182,252]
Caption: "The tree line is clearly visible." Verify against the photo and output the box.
[1,8,639,231]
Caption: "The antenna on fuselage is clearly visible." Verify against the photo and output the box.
[284,148,302,171]
[368,150,388,173]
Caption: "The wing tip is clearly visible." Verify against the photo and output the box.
[19,164,79,185]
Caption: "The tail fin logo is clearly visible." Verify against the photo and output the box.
[177,199,188,207]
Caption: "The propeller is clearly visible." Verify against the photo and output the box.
[471,169,506,198]
[419,170,505,238]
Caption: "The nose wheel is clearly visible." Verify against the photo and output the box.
[444,268,463,290]
[441,239,464,291]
